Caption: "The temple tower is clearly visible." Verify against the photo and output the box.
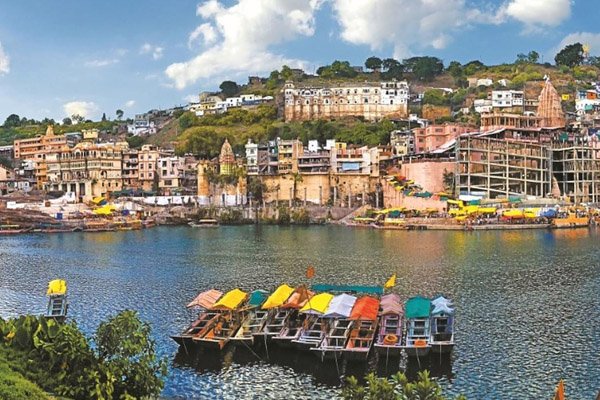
[537,78,566,128]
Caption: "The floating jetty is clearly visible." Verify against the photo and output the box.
[171,284,455,363]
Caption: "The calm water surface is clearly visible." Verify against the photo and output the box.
[1,226,599,399]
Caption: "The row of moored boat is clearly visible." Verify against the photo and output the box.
[171,285,455,361]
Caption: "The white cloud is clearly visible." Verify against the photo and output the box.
[501,0,571,27]
[84,58,119,67]
[552,32,600,59]
[140,43,164,60]
[63,101,99,120]
[188,23,218,48]
[332,0,473,59]
[0,41,10,75]
[184,94,198,103]
[125,100,136,108]
[165,0,323,89]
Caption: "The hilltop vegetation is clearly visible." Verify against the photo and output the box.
[3,42,599,150]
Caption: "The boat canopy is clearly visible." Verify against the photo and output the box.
[405,296,432,319]
[47,279,67,296]
[300,293,334,315]
[186,289,223,309]
[380,293,403,315]
[323,293,357,318]
[431,296,454,316]
[248,290,269,308]
[350,296,380,321]
[211,288,247,310]
[261,284,294,309]
[281,286,314,309]
[311,284,384,295]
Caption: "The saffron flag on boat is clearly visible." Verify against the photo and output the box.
[384,274,396,288]
[554,380,565,400]
[306,265,315,279]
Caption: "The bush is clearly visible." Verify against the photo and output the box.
[277,206,291,224]
[0,311,167,400]
[342,371,466,400]
[292,208,311,225]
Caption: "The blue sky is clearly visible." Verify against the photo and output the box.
[0,0,598,123]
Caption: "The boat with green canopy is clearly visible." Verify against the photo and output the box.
[232,289,270,345]
[404,296,431,357]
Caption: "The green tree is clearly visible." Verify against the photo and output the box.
[95,310,167,399]
[219,80,240,98]
[247,176,268,204]
[404,56,444,81]
[423,89,450,106]
[101,113,107,122]
[555,42,584,67]
[280,65,294,80]
[365,56,383,72]
[3,114,20,128]
[116,109,124,120]
[528,50,539,63]
[446,61,463,78]
[62,117,72,125]
[126,135,145,149]
[178,111,198,130]
[71,114,85,124]
[463,60,486,75]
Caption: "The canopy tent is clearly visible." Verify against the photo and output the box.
[380,293,403,315]
[261,284,294,310]
[300,292,334,315]
[349,296,380,321]
[431,295,452,308]
[47,279,67,296]
[281,286,314,309]
[248,290,269,308]
[91,196,107,205]
[211,288,247,310]
[186,289,223,309]
[431,295,454,316]
[323,293,357,318]
[405,296,432,319]
[93,204,117,215]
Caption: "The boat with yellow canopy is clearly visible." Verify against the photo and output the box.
[194,289,249,350]
[292,293,334,350]
[46,279,68,321]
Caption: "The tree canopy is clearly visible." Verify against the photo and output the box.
[365,56,383,71]
[404,56,444,81]
[555,42,584,67]
[219,80,240,98]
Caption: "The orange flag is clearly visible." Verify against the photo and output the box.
[554,380,565,400]
[306,265,315,279]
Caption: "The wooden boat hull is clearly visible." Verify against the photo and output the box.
[170,334,195,348]
[430,342,454,354]
[344,348,371,361]
[404,346,431,358]
[311,347,345,361]
[374,344,403,357]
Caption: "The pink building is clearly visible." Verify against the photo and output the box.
[412,124,477,153]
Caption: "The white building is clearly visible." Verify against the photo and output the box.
[474,99,493,113]
[157,156,184,194]
[492,90,524,108]
[245,140,258,174]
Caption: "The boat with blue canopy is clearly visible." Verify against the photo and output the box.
[312,293,357,360]
[232,290,270,346]
[404,296,431,357]
[429,295,455,354]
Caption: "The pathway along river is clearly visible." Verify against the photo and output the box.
[1,226,599,398]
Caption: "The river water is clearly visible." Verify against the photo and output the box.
[1,226,599,399]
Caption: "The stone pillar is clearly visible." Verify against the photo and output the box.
[304,187,307,207]
[333,186,337,206]
[319,185,322,206]
[289,187,292,208]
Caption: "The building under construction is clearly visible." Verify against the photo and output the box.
[454,78,600,204]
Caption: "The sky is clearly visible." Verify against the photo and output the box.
[0,0,598,123]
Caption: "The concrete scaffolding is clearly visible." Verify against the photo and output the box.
[552,143,600,203]
[456,136,553,198]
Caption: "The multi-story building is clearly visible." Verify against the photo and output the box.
[413,124,477,153]
[0,164,15,195]
[297,150,330,174]
[330,142,371,174]
[277,139,303,174]
[473,99,493,114]
[158,156,184,194]
[0,145,13,161]
[390,130,415,156]
[491,90,524,110]
[13,125,67,160]
[122,150,140,190]
[137,145,160,192]
[45,142,126,201]
[283,80,409,122]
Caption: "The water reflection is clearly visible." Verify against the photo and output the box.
[1,226,600,398]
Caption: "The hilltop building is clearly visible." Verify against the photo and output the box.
[283,80,409,122]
